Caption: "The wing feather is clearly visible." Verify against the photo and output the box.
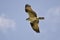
[30,20,40,33]
[25,4,37,17]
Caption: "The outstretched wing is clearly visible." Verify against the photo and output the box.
[25,4,37,17]
[30,20,40,33]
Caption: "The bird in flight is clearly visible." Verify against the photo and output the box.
[25,4,44,33]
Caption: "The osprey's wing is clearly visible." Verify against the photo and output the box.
[30,20,40,33]
[25,4,37,17]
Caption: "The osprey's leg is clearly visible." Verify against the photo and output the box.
[26,18,29,20]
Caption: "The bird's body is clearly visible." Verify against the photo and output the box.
[25,4,44,33]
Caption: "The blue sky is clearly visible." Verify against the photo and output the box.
[0,0,60,40]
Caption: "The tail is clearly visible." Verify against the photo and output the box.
[38,17,44,20]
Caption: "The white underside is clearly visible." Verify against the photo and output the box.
[29,17,37,22]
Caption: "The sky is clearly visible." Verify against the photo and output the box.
[0,0,60,40]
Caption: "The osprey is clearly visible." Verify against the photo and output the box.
[25,4,44,33]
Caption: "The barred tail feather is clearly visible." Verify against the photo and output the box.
[39,17,44,20]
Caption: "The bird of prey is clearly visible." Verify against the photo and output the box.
[25,4,44,33]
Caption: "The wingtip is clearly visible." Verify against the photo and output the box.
[35,29,40,33]
[25,4,31,7]
[36,31,40,33]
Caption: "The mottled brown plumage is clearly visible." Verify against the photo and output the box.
[25,4,44,33]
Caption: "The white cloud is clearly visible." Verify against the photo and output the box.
[0,14,16,32]
[46,7,60,32]
[48,7,60,16]
[39,7,60,40]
